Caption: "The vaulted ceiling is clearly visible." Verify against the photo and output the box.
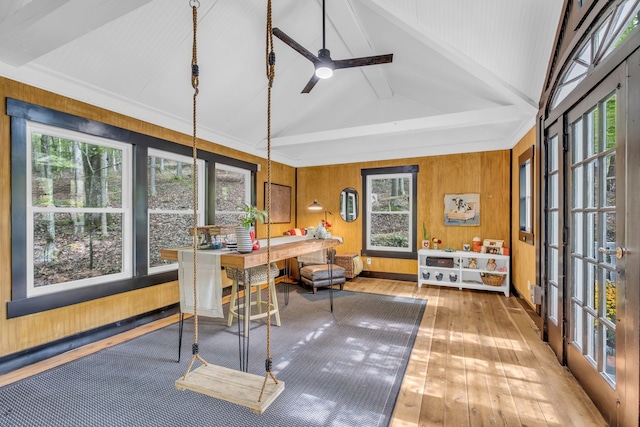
[0,0,563,167]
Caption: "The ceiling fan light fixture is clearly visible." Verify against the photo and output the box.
[315,64,333,79]
[315,48,334,79]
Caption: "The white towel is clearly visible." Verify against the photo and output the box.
[178,249,224,318]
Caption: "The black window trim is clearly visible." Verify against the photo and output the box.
[361,165,419,260]
[7,98,256,318]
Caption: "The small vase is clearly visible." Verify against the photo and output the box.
[235,226,253,253]
[433,243,439,250]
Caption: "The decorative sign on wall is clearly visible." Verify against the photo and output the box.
[444,193,480,226]
[265,183,291,223]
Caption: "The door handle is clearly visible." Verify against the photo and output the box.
[598,246,625,259]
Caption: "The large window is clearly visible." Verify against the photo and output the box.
[362,165,418,259]
[8,98,257,317]
[551,0,640,109]
[519,145,535,245]
[26,122,132,297]
[148,149,205,273]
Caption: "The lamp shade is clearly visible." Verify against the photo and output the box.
[308,199,323,211]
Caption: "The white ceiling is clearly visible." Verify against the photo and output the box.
[0,0,563,167]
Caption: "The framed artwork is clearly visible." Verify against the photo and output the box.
[444,193,480,226]
[264,182,291,223]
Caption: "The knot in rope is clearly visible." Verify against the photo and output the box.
[264,358,273,372]
[192,343,199,355]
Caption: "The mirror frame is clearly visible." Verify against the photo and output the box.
[340,187,358,222]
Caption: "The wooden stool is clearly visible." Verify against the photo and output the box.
[226,263,281,336]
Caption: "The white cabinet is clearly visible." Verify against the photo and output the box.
[417,249,509,296]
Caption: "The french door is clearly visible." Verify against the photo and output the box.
[543,60,640,425]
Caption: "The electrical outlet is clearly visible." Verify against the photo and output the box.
[367,258,372,265]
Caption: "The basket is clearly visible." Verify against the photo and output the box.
[480,273,505,286]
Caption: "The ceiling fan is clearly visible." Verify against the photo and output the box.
[273,0,393,93]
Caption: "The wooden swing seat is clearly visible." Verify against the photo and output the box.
[175,364,285,414]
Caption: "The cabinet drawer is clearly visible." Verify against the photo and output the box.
[425,257,454,268]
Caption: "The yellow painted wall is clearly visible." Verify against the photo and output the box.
[0,77,296,358]
[0,75,536,360]
[511,127,538,307]
[296,151,512,275]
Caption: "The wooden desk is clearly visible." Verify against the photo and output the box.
[160,237,341,269]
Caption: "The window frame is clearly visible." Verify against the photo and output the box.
[7,98,257,318]
[361,165,418,260]
[25,121,134,297]
[519,145,535,245]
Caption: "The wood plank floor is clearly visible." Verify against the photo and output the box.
[0,278,607,426]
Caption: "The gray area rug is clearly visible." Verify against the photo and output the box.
[0,288,425,427]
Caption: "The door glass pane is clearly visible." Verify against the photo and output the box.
[549,247,558,284]
[587,160,598,208]
[586,314,598,365]
[604,153,616,207]
[573,258,584,301]
[550,284,558,322]
[572,118,584,162]
[603,94,616,151]
[572,302,583,350]
[573,165,584,208]
[586,109,598,158]
[549,135,559,172]
[587,262,597,310]
[549,174,558,208]
[605,325,616,381]
[548,211,559,245]
[605,272,617,323]
[573,213,584,254]
[586,212,598,259]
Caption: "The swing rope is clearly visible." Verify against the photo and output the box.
[182,0,208,380]
[259,0,278,401]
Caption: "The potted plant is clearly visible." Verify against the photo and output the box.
[421,222,430,249]
[236,204,268,253]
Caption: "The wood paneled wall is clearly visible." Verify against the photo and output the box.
[0,77,296,358]
[296,150,512,275]
[0,75,532,361]
[511,128,538,307]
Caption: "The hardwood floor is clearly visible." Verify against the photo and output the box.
[0,278,606,426]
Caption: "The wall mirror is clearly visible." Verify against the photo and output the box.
[340,187,358,222]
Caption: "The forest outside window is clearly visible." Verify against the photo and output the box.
[26,121,133,297]
[519,146,535,245]
[148,148,204,273]
[214,163,251,225]
[362,165,418,259]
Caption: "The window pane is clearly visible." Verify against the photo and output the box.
[31,135,123,208]
[572,302,583,349]
[587,160,598,208]
[148,157,195,210]
[573,212,584,254]
[586,314,598,365]
[572,165,584,208]
[215,164,250,225]
[573,257,584,301]
[365,170,415,253]
[149,213,194,268]
[572,118,584,163]
[548,210,558,245]
[33,212,123,287]
[604,153,616,207]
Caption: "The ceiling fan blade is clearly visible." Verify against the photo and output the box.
[301,74,320,93]
[273,27,318,63]
[333,54,393,70]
